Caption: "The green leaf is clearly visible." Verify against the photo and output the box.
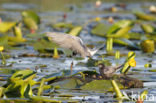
[37,78,45,96]
[51,78,84,89]
[5,70,36,98]
[107,20,134,38]
[81,80,124,92]
[141,24,155,34]
[30,96,61,103]
[22,10,40,24]
[113,38,140,50]
[135,12,156,21]
[52,22,74,30]
[10,70,35,82]
[0,36,9,48]
[0,87,5,98]
[0,22,16,33]
[22,10,40,30]
[33,38,58,51]
[68,26,82,36]
[91,23,110,37]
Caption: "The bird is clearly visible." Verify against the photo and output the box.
[46,32,105,58]
[98,63,124,78]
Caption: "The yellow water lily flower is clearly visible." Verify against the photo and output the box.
[94,17,101,22]
[0,46,4,51]
[53,47,60,59]
[128,58,136,67]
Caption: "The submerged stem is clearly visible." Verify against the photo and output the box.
[0,51,6,65]
[106,38,113,52]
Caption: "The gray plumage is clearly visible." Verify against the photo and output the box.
[98,63,124,77]
[46,32,103,58]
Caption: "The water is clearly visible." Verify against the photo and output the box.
[0,0,156,102]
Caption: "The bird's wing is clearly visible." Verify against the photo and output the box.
[46,32,73,49]
[46,32,88,56]
[104,66,117,74]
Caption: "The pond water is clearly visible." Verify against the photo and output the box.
[0,0,156,103]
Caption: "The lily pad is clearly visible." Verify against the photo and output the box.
[91,20,134,38]
[91,23,110,37]
[22,10,40,30]
[68,26,82,36]
[0,22,16,33]
[81,80,124,92]
[106,20,134,38]
[33,38,58,52]
[113,38,140,50]
[134,12,156,21]
[52,22,74,30]
[141,24,156,34]
[52,78,84,89]
[148,69,156,72]
[22,10,40,24]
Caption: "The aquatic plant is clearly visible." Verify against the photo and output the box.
[120,51,136,74]
[0,46,6,65]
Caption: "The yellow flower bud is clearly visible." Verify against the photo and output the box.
[0,46,4,51]
[94,17,101,22]
[53,47,60,59]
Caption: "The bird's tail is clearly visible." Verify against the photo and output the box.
[89,43,105,56]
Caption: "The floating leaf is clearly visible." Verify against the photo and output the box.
[0,22,16,33]
[113,38,140,50]
[91,20,134,38]
[148,69,156,72]
[141,24,155,34]
[52,22,73,30]
[22,10,40,24]
[81,80,124,92]
[33,38,58,52]
[107,20,134,38]
[135,12,156,21]
[68,26,82,36]
[91,23,110,37]
[22,10,40,30]
[8,37,26,43]
[126,33,141,40]
[30,96,61,103]
[52,78,84,89]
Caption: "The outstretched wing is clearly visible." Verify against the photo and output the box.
[46,32,88,57]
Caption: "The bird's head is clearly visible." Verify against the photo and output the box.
[98,63,105,69]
